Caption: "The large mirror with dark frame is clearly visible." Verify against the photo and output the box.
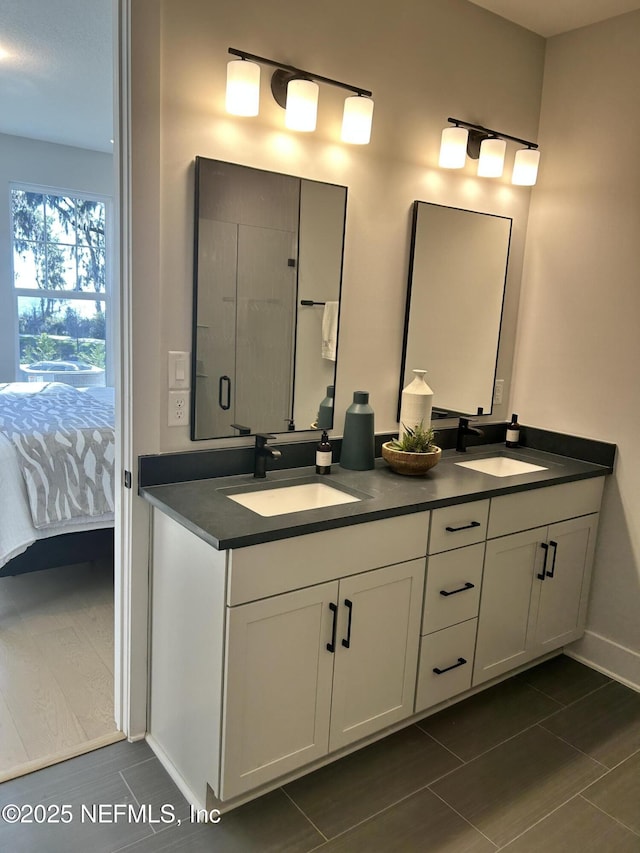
[399,201,512,419]
[191,158,347,440]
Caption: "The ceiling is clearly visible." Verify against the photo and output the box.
[468,0,640,37]
[0,1,639,152]
[0,0,113,153]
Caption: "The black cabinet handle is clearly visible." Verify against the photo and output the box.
[538,542,549,580]
[445,521,481,533]
[547,540,558,578]
[327,602,338,653]
[218,375,231,411]
[433,657,467,675]
[440,582,475,597]
[341,599,353,648]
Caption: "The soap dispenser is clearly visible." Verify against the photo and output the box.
[506,413,520,448]
[316,431,332,474]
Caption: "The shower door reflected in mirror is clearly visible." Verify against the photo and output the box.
[192,158,347,440]
[400,202,512,418]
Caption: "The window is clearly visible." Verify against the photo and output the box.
[11,186,111,386]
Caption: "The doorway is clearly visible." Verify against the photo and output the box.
[0,0,126,780]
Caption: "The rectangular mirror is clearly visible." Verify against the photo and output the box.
[192,158,347,439]
[399,201,512,419]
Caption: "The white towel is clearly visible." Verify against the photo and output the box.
[322,301,339,361]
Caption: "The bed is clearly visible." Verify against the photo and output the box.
[0,382,115,576]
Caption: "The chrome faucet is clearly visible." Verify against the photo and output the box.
[253,433,282,478]
[456,417,484,453]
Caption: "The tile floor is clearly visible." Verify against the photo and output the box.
[1,655,639,852]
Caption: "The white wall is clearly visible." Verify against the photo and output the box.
[0,133,114,381]
[512,12,640,686]
[130,0,545,455]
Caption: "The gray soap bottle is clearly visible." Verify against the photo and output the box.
[340,391,375,470]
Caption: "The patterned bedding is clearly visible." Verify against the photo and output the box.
[0,383,115,568]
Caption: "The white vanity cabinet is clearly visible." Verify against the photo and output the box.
[473,478,604,685]
[149,508,428,804]
[147,470,607,809]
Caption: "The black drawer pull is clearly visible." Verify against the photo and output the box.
[445,521,481,533]
[327,602,338,653]
[547,540,558,578]
[341,598,353,649]
[433,657,467,675]
[538,542,549,580]
[440,582,475,597]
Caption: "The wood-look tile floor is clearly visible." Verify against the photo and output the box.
[0,559,118,778]
[1,655,639,852]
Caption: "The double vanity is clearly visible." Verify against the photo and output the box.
[141,438,613,811]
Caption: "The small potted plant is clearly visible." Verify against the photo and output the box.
[381,422,441,476]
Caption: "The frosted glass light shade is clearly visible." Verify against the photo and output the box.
[439,126,468,169]
[341,96,374,144]
[512,148,540,186]
[226,60,260,116]
[477,137,506,178]
[285,79,319,131]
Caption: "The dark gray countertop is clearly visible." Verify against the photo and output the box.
[140,444,611,551]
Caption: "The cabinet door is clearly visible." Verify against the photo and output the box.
[473,529,544,686]
[329,559,424,751]
[534,515,598,653]
[220,581,338,800]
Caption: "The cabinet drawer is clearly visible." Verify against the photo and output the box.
[423,543,484,634]
[227,511,429,605]
[488,477,604,539]
[429,500,489,554]
[415,619,477,712]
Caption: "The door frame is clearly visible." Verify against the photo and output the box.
[114,0,142,738]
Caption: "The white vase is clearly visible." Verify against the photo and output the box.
[399,369,434,438]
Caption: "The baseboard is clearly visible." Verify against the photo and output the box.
[146,734,206,813]
[566,631,640,692]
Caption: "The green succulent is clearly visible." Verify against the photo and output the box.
[390,422,437,453]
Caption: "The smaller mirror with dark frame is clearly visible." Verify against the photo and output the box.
[399,201,512,420]
[191,158,347,440]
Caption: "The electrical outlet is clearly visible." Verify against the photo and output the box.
[493,379,504,405]
[168,390,190,427]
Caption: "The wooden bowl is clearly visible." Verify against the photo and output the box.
[381,442,442,476]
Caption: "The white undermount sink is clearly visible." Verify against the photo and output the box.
[226,482,361,517]
[455,456,548,477]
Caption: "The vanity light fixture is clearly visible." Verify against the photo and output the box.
[477,137,507,178]
[226,57,261,116]
[511,146,541,186]
[226,48,374,143]
[438,125,469,169]
[439,118,540,185]
[284,78,319,132]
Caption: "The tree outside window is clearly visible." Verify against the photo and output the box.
[11,187,110,385]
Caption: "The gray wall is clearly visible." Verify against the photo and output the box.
[512,11,640,687]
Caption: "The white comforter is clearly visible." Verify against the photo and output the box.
[0,384,114,571]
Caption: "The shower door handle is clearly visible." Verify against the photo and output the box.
[218,375,231,410]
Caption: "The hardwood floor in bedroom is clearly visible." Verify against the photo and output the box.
[0,558,121,779]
